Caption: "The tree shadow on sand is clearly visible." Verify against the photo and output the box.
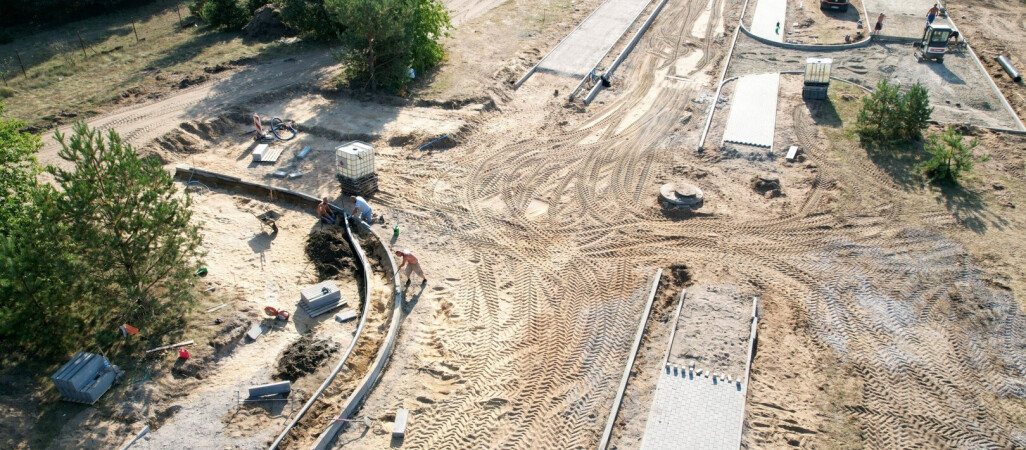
[933,181,1008,234]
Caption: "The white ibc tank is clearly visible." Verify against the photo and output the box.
[335,141,375,180]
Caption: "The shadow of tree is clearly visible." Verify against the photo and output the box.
[934,181,1008,234]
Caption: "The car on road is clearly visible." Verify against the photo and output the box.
[821,0,849,12]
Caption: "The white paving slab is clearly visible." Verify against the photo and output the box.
[749,0,787,42]
[536,0,652,77]
[640,370,747,450]
[723,73,780,150]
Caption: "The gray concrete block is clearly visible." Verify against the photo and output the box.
[246,323,264,341]
[393,408,409,438]
[335,310,358,322]
[248,381,291,399]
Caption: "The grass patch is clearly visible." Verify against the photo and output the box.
[0,0,300,130]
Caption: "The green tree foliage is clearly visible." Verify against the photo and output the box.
[193,0,252,31]
[0,121,203,356]
[856,80,933,145]
[920,127,982,183]
[278,0,338,41]
[284,0,450,92]
[51,123,204,343]
[0,103,41,235]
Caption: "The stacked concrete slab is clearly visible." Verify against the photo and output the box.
[299,281,345,317]
[51,352,120,404]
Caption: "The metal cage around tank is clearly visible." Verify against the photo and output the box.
[335,141,378,196]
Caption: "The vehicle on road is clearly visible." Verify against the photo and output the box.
[820,0,849,13]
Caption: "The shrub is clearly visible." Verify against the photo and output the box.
[856,80,933,145]
[919,127,983,183]
[196,0,251,31]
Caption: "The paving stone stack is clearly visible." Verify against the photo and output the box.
[299,281,345,317]
[51,352,121,404]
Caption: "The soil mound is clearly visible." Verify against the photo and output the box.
[243,5,287,42]
[306,229,357,279]
[275,334,339,381]
[750,174,782,198]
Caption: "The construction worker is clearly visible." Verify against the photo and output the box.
[927,4,940,25]
[317,198,337,224]
[349,195,379,224]
[396,250,427,287]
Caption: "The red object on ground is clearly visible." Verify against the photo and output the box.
[178,348,190,359]
[264,306,279,317]
[277,311,290,321]
[120,323,139,336]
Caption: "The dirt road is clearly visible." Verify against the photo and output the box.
[37,51,337,168]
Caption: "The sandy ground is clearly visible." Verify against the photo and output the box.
[125,187,361,450]
[789,0,868,44]
[666,285,754,378]
[14,0,1026,446]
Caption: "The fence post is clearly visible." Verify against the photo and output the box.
[76,31,88,58]
[177,6,183,27]
[132,22,139,42]
[15,50,27,78]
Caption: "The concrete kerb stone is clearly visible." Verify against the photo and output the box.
[313,221,405,450]
[661,288,687,367]
[739,24,873,51]
[172,166,376,450]
[597,269,662,450]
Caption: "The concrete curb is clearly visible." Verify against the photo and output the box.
[697,0,754,151]
[313,222,405,450]
[170,167,388,450]
[660,288,687,367]
[583,0,670,104]
[739,24,873,51]
[597,269,662,450]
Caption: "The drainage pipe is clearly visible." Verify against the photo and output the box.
[997,55,1022,83]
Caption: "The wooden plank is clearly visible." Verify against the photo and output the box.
[144,340,194,354]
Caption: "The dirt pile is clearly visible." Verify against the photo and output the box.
[750,174,782,198]
[243,5,287,42]
[306,229,357,279]
[274,334,340,381]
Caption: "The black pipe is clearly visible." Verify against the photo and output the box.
[997,55,1022,82]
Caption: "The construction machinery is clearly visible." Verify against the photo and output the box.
[913,24,953,63]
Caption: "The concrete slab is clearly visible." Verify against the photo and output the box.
[639,371,746,450]
[536,0,652,77]
[723,73,780,150]
[749,0,787,42]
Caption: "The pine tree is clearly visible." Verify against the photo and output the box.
[51,123,203,342]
